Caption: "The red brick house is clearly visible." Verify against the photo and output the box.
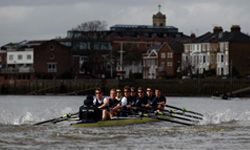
[158,41,183,77]
[32,40,72,79]
[143,41,183,79]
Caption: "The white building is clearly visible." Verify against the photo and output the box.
[182,26,230,76]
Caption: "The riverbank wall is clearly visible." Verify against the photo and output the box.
[0,79,250,96]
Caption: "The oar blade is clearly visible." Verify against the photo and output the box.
[163,109,203,120]
[156,116,195,126]
[165,104,203,117]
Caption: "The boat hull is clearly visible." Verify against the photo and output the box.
[71,117,160,127]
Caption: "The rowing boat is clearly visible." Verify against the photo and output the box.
[33,105,203,126]
[71,117,160,127]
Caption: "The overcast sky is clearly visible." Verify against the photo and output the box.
[0,0,250,46]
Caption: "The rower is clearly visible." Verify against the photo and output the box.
[111,87,129,117]
[152,88,166,111]
[135,87,149,111]
[116,88,123,101]
[130,87,137,106]
[93,88,105,121]
[146,87,156,107]
[103,88,119,119]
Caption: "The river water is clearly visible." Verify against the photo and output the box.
[0,96,250,150]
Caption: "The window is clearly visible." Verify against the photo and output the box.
[50,55,55,60]
[79,42,88,50]
[161,53,166,59]
[167,62,173,67]
[161,61,165,66]
[27,55,32,60]
[18,55,23,60]
[221,55,224,63]
[203,56,206,63]
[50,45,55,51]
[167,52,173,59]
[9,55,13,60]
[225,42,229,50]
[48,63,57,73]
[221,68,224,75]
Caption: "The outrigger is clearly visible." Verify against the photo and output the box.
[33,104,204,127]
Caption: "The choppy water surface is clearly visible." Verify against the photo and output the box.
[1,96,250,150]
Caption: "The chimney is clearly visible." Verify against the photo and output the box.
[190,33,196,39]
[213,26,223,34]
[231,25,241,32]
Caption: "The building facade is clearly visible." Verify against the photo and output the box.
[143,41,183,79]
[0,40,72,80]
[182,25,250,78]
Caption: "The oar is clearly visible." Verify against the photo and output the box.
[165,105,203,117]
[135,109,197,125]
[163,109,203,120]
[155,116,194,126]
[158,112,199,123]
[33,112,78,126]
[143,114,195,126]
[52,115,79,124]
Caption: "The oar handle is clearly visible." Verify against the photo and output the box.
[165,105,203,117]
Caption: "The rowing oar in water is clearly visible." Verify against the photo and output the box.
[136,108,197,126]
[165,104,203,117]
[163,109,203,120]
[33,112,78,126]
[141,113,195,126]
[155,111,199,123]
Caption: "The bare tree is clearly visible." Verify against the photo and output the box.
[74,20,107,31]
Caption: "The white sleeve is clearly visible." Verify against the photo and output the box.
[93,98,97,105]
[121,97,127,106]
[103,97,109,104]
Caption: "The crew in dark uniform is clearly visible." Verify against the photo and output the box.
[135,87,149,112]
[152,88,166,111]
[146,87,156,108]
[78,95,98,123]
[93,88,105,121]
[130,87,137,105]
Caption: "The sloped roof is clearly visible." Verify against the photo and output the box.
[168,40,184,54]
[193,30,250,43]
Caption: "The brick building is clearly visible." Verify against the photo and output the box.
[58,8,190,79]
[143,41,183,79]
[0,40,72,80]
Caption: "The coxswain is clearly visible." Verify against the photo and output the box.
[78,95,98,123]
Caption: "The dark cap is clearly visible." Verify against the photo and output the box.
[84,95,94,106]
